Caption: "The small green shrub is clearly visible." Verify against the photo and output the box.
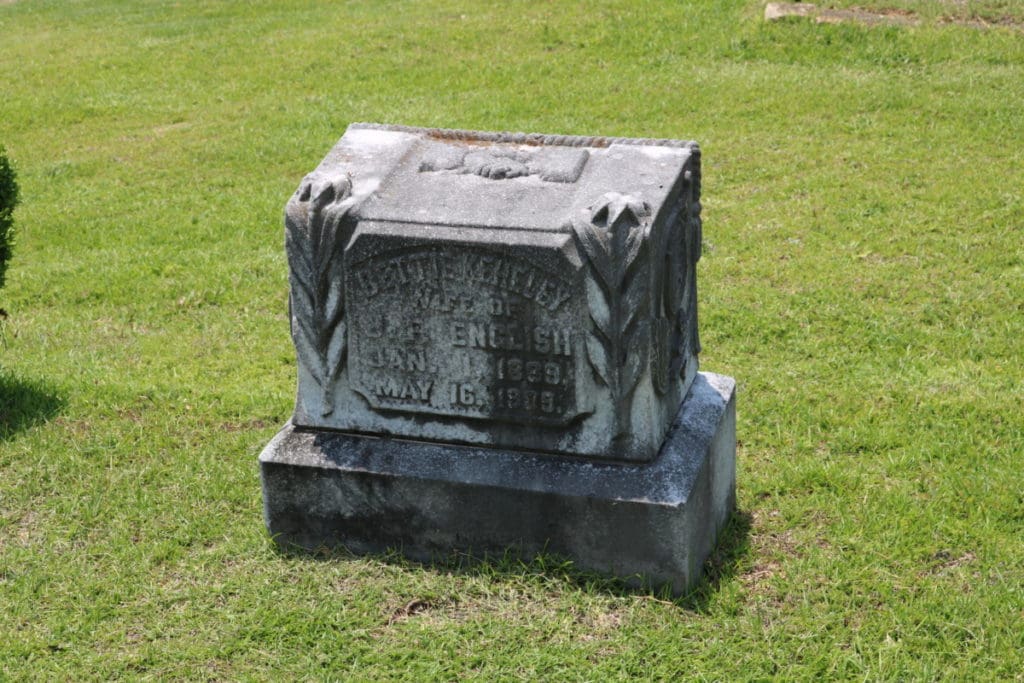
[0,145,17,293]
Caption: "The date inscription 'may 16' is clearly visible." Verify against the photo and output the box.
[346,245,584,426]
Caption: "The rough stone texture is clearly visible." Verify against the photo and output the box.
[764,1,816,21]
[261,372,736,595]
[764,2,920,27]
[285,123,703,463]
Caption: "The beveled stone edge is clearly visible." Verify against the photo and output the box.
[260,371,736,508]
[349,122,700,152]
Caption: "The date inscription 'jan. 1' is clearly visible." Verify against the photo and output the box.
[346,245,583,426]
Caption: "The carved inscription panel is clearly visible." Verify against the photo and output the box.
[346,243,585,426]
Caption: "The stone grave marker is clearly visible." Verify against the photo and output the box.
[259,123,737,594]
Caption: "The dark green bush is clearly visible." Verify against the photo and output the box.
[0,145,17,292]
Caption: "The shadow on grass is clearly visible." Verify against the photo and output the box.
[684,509,753,609]
[0,370,64,440]
[272,508,753,611]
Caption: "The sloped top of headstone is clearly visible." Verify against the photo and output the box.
[309,123,699,232]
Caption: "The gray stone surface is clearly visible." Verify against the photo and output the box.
[764,2,920,26]
[285,123,703,463]
[261,372,736,595]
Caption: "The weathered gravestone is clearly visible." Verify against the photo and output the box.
[260,123,736,594]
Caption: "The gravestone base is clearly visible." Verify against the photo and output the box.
[260,372,735,595]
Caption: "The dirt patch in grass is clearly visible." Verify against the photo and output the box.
[52,416,92,438]
[766,3,919,25]
[152,122,192,136]
[0,510,40,551]
[385,597,443,625]
[218,418,270,433]
[936,13,1024,28]
[739,509,797,595]
[924,550,977,575]
[765,2,1024,29]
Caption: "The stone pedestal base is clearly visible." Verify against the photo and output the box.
[259,372,736,595]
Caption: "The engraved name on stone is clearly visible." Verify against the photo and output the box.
[346,244,584,425]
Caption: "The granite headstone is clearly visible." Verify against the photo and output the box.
[260,124,737,594]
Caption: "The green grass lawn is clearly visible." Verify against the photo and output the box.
[2,0,1022,678]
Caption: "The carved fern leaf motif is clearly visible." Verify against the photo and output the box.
[649,196,683,397]
[662,196,690,385]
[284,172,355,416]
[657,170,703,387]
[572,192,652,442]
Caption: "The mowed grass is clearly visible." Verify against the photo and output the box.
[1,0,1022,679]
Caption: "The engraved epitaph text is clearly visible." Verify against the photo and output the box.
[346,244,584,426]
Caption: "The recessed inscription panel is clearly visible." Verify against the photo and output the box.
[346,240,586,426]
